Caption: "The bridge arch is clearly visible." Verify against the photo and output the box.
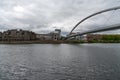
[69,6,120,35]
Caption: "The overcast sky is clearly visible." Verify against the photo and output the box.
[0,0,120,35]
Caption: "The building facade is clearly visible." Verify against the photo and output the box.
[36,29,61,40]
[0,29,36,41]
[87,34,102,41]
[0,32,2,41]
[36,34,52,40]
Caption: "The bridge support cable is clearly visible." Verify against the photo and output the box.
[69,6,120,35]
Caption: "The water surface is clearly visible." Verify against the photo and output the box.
[0,44,120,80]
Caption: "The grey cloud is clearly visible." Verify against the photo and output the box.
[0,0,120,35]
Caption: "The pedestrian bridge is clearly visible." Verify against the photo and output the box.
[66,6,120,39]
[66,24,120,39]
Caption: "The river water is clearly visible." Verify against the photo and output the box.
[0,44,120,80]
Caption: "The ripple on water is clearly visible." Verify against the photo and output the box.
[0,44,120,80]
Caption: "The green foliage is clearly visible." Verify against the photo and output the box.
[102,35,120,41]
[88,35,120,43]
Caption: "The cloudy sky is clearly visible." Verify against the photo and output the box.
[0,0,120,35]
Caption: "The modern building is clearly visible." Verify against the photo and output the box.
[50,29,61,40]
[36,29,61,40]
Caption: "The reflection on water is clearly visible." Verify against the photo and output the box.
[0,44,120,80]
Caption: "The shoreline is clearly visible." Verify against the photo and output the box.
[0,40,120,44]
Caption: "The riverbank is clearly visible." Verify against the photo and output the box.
[0,40,62,44]
[0,40,87,44]
[0,40,119,44]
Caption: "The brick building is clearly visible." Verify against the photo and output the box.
[87,34,102,41]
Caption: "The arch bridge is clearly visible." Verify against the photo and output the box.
[66,6,120,39]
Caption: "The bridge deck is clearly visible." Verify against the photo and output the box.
[66,24,120,39]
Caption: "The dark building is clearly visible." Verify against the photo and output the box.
[1,29,36,41]
[0,32,2,41]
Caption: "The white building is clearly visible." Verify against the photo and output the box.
[36,29,61,40]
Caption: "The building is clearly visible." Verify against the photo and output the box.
[1,29,36,41]
[87,34,102,41]
[0,29,62,41]
[36,29,61,40]
[36,34,51,40]
[0,32,2,41]
[77,35,87,41]
[50,29,61,40]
